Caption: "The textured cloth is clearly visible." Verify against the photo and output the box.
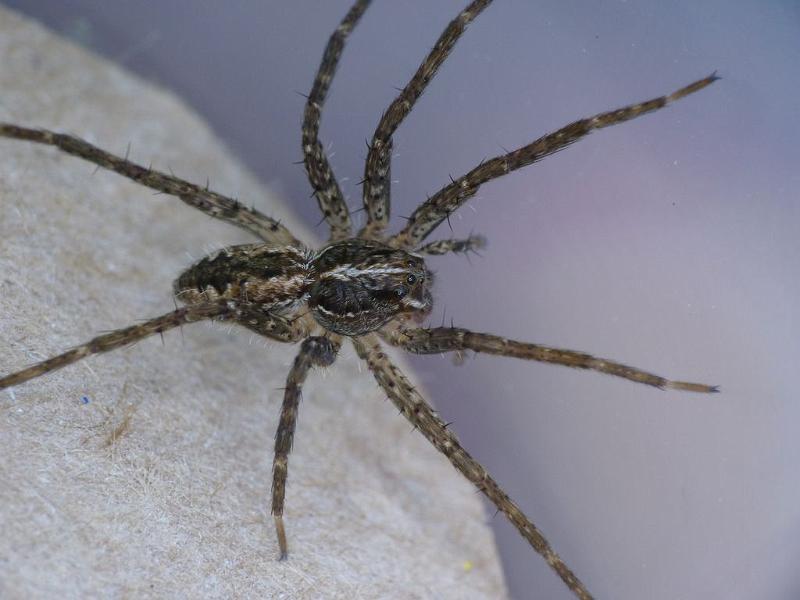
[0,8,507,599]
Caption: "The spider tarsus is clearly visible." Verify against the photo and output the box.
[666,380,720,394]
[668,72,720,102]
[274,515,289,560]
[471,233,487,250]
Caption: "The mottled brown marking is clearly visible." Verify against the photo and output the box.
[175,244,311,308]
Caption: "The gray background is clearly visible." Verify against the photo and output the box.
[2,1,798,598]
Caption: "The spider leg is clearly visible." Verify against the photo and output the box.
[0,124,303,247]
[352,333,592,599]
[0,302,233,390]
[271,335,340,559]
[382,326,718,393]
[234,305,310,342]
[390,73,719,249]
[415,233,486,257]
[303,0,371,241]
[359,0,492,239]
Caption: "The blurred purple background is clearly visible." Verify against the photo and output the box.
[4,1,798,598]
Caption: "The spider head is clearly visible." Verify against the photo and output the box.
[309,240,433,336]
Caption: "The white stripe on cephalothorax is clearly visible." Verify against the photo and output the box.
[322,264,410,281]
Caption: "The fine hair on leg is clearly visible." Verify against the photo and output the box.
[390,74,719,249]
[0,303,234,390]
[0,124,302,247]
[381,326,718,393]
[272,336,340,559]
[302,0,372,241]
[352,333,593,599]
[360,0,493,239]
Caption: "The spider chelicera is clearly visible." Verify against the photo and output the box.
[0,1,718,598]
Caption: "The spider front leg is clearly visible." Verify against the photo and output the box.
[391,73,719,248]
[382,326,718,393]
[272,335,341,559]
[302,0,371,241]
[0,124,302,247]
[352,334,593,600]
[416,233,486,257]
[359,0,492,239]
[0,302,233,390]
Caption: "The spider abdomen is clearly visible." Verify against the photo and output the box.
[174,244,312,311]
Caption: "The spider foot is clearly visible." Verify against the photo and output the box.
[666,381,720,394]
[274,514,289,560]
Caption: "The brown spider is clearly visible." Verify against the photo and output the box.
[0,1,719,598]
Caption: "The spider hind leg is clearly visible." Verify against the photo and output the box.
[0,124,302,246]
[0,303,233,391]
[272,335,340,559]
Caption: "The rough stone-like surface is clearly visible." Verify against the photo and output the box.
[0,8,507,599]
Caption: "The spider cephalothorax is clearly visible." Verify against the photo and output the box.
[308,239,433,335]
[0,1,719,598]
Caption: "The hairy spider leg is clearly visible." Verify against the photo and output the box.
[360,0,493,239]
[352,333,593,600]
[0,303,311,392]
[0,124,302,247]
[390,73,719,249]
[382,326,718,393]
[0,303,233,390]
[415,234,487,257]
[302,0,372,242]
[272,336,341,559]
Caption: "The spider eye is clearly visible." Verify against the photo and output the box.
[406,274,416,285]
[396,286,407,297]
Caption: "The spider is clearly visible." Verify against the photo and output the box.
[0,1,719,598]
